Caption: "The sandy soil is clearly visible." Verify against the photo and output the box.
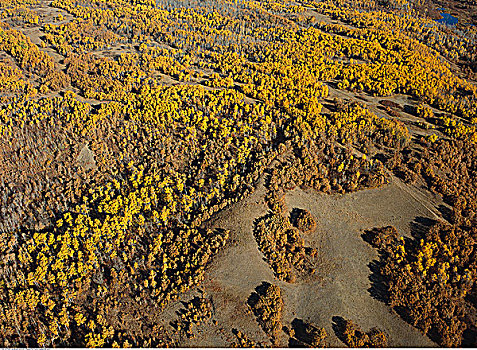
[198,177,277,346]
[173,173,445,347]
[281,181,437,347]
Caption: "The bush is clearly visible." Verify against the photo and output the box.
[291,208,317,234]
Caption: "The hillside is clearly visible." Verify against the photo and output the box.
[0,0,476,347]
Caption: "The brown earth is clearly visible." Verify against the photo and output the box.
[171,174,446,347]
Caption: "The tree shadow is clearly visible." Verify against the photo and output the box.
[289,208,303,228]
[403,104,416,115]
[247,281,271,310]
[356,95,370,102]
[367,259,389,304]
[287,318,328,347]
[290,318,312,346]
[373,152,388,165]
[437,204,454,223]
[331,316,348,345]
[462,326,477,347]
[288,337,308,347]
[376,105,388,112]
[410,216,438,240]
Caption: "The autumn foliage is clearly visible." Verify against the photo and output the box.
[0,0,475,346]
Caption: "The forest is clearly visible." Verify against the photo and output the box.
[0,0,476,346]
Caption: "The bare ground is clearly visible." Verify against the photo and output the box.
[180,175,443,347]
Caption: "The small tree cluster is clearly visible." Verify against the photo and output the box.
[248,282,284,346]
[291,208,317,234]
[335,318,388,347]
